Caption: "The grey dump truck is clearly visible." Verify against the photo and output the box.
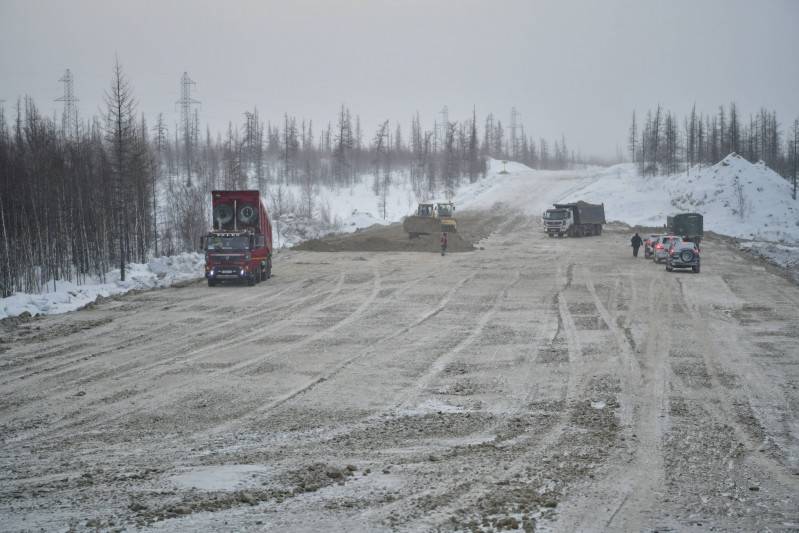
[667,213,703,244]
[543,201,606,237]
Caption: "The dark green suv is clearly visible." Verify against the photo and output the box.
[666,240,701,273]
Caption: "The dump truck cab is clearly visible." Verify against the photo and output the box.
[416,203,436,217]
[436,202,457,233]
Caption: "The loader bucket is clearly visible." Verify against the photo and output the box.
[440,218,457,233]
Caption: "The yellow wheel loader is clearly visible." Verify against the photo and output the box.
[402,202,457,238]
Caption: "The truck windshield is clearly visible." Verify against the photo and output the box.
[438,205,453,217]
[545,210,568,220]
[206,235,250,251]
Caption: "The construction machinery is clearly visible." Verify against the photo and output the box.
[436,202,457,233]
[543,201,605,237]
[403,202,458,238]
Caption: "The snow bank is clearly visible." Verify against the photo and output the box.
[0,253,204,320]
[272,174,418,248]
[561,154,799,243]
[739,241,799,283]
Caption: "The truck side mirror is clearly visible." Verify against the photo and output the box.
[249,235,255,250]
[199,236,205,251]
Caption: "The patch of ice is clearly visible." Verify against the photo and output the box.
[170,464,270,491]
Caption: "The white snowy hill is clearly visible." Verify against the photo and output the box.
[560,153,799,243]
[454,159,596,216]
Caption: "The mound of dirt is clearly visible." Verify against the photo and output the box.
[294,209,513,253]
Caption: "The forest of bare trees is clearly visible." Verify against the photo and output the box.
[629,103,799,184]
[0,62,580,296]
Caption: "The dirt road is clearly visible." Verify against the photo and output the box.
[1,213,798,532]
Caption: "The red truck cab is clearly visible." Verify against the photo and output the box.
[203,190,273,287]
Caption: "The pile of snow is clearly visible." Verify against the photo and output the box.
[739,241,799,283]
[561,153,799,243]
[0,253,204,320]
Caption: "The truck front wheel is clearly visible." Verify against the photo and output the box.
[207,279,216,287]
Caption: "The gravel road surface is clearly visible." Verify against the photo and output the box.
[1,210,798,532]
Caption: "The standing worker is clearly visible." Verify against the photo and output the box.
[631,232,643,257]
[440,232,448,256]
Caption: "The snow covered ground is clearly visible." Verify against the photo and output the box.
[0,253,204,320]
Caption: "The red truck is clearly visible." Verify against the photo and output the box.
[202,190,273,287]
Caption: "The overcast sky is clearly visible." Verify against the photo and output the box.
[1,0,797,158]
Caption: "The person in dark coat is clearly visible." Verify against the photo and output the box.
[440,232,448,256]
[631,232,643,257]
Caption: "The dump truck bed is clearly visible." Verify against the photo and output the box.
[552,201,606,225]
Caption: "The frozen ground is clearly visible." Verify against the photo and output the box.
[1,156,797,532]
[1,166,797,532]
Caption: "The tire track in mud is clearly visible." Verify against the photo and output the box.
[201,271,477,438]
[394,269,522,411]
[0,270,282,365]
[0,275,320,387]
[187,268,480,454]
[602,277,671,531]
[584,269,639,428]
[2,267,373,443]
[370,262,592,531]
[214,262,537,457]
[551,268,668,532]
[674,276,798,487]
[0,271,346,399]
[2,267,373,442]
[9,260,455,444]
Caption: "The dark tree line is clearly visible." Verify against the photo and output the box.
[630,103,799,183]
[0,60,153,296]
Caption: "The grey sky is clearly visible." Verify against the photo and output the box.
[1,0,797,158]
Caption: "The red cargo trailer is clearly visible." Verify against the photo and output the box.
[202,190,273,287]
